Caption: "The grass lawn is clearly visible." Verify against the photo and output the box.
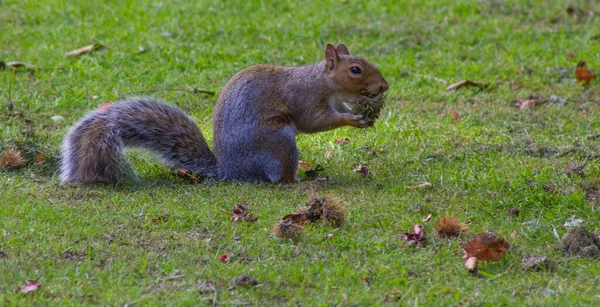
[2,0,600,305]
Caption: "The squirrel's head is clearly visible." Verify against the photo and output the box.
[323,43,389,99]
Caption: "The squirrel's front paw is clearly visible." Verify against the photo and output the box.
[349,114,374,128]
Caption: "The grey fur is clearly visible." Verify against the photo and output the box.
[60,97,218,183]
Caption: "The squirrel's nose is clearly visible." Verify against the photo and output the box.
[379,82,389,93]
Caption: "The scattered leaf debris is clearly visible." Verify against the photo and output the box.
[151,214,170,223]
[65,43,108,57]
[0,61,36,70]
[20,280,41,294]
[1,149,28,169]
[461,232,509,261]
[422,213,432,222]
[173,167,203,183]
[97,100,113,111]
[576,61,596,85]
[560,227,600,259]
[402,224,426,245]
[34,155,47,168]
[445,80,489,91]
[229,275,260,289]
[564,162,586,177]
[521,254,554,271]
[273,196,346,238]
[336,137,350,144]
[298,160,313,171]
[435,216,468,237]
[353,164,370,177]
[515,99,540,110]
[408,182,432,189]
[223,203,259,223]
[507,207,520,217]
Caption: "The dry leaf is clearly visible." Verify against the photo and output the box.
[507,207,520,217]
[576,61,596,85]
[451,111,461,121]
[402,224,426,245]
[435,216,468,237]
[20,280,41,293]
[422,214,432,222]
[336,137,350,144]
[461,233,510,261]
[65,43,108,57]
[324,233,335,240]
[151,214,170,223]
[229,275,260,289]
[445,80,489,91]
[298,160,313,171]
[515,99,539,110]
[1,149,28,169]
[0,61,36,70]
[353,165,370,177]
[34,155,47,168]
[173,167,203,183]
[227,203,259,223]
[324,150,333,159]
[97,100,113,110]
[465,256,478,273]
[408,182,432,189]
[522,254,554,271]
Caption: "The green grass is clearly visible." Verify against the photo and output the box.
[2,0,600,305]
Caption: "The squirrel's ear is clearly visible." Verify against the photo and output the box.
[336,44,350,55]
[325,43,338,71]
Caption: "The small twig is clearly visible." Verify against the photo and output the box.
[127,87,215,96]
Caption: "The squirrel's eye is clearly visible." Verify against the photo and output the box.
[350,66,362,74]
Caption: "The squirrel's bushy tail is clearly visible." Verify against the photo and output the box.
[60,97,218,184]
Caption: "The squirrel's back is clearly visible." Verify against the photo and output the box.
[60,98,217,184]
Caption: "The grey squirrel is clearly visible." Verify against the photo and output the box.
[59,43,389,184]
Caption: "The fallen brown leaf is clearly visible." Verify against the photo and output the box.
[229,275,260,289]
[353,165,370,177]
[0,61,36,70]
[20,280,41,293]
[576,61,597,85]
[408,182,432,189]
[445,80,489,91]
[515,99,539,110]
[402,224,426,245]
[1,149,28,169]
[451,111,461,121]
[422,214,432,222]
[227,203,259,223]
[324,150,333,159]
[336,137,350,144]
[461,233,509,261]
[65,43,108,57]
[152,214,170,223]
[298,160,313,171]
[34,155,47,168]
[97,100,113,111]
[521,254,554,271]
[173,167,203,183]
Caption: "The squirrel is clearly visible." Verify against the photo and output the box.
[59,43,389,184]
